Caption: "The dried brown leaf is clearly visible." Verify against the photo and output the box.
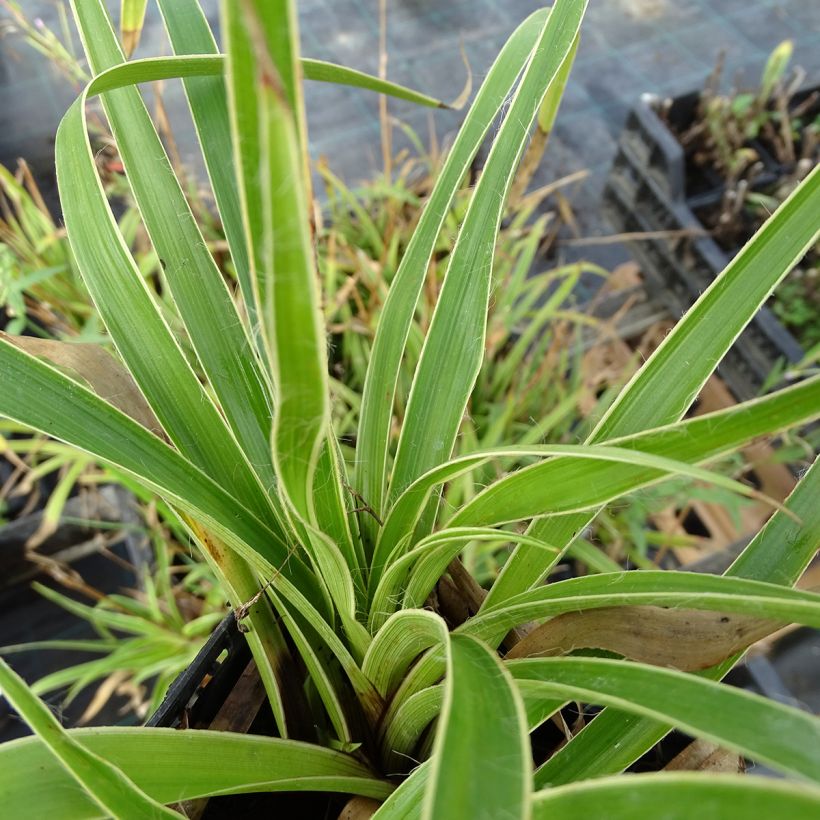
[665,738,744,773]
[2,333,163,435]
[505,605,783,671]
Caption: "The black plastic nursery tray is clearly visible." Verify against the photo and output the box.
[602,89,810,400]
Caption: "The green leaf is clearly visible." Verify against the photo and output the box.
[423,634,531,820]
[373,373,820,591]
[0,726,392,818]
[728,457,820,585]
[533,456,820,786]
[354,8,550,549]
[56,85,277,535]
[383,572,820,758]
[467,570,820,638]
[370,528,559,631]
[383,685,444,772]
[510,656,820,784]
[268,588,355,746]
[0,659,177,818]
[237,1,329,518]
[539,460,820,783]
[223,2,266,325]
[311,436,364,594]
[0,338,317,598]
[531,774,820,820]
[447,443,780,529]
[154,0,258,341]
[389,0,589,509]
[70,1,280,514]
[372,762,430,820]
[363,610,447,699]
[301,59,447,108]
[595,164,820,440]
[487,163,820,607]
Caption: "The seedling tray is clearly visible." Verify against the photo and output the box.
[603,90,808,400]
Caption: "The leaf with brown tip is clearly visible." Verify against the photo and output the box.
[1,333,161,434]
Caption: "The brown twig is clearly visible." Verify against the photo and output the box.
[344,483,383,527]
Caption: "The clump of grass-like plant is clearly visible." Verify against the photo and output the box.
[0,1,819,817]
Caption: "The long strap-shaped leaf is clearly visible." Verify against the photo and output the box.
[203,0,364,642]
[367,427,788,618]
[531,774,820,819]
[595,164,820,440]
[0,726,392,818]
[464,570,820,639]
[0,337,359,706]
[389,0,588,507]
[371,374,820,589]
[510,656,820,784]
[53,48,341,712]
[223,2,265,327]
[378,574,820,761]
[354,8,549,550]
[56,57,277,531]
[0,338,317,597]
[154,2,446,351]
[423,633,531,820]
[70,1,281,509]
[533,457,820,787]
[227,1,328,519]
[445,444,779,526]
[379,463,820,760]
[301,58,447,108]
[486,164,820,608]
[154,0,257,338]
[0,659,177,818]
[237,4,372,647]
[75,52,448,104]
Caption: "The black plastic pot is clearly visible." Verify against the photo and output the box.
[602,89,811,400]
[149,613,351,817]
[148,612,250,730]
[0,485,150,590]
[0,484,157,741]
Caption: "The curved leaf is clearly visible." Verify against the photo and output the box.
[423,634,530,820]
[0,726,392,818]
[376,375,820,588]
[363,611,447,698]
[487,163,820,608]
[0,659,177,818]
[534,456,820,786]
[354,8,550,550]
[70,1,280,512]
[389,0,589,510]
[467,571,820,637]
[531,774,820,820]
[369,528,558,631]
[509,657,820,785]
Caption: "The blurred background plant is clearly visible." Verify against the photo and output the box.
[668,38,819,352]
[0,478,225,723]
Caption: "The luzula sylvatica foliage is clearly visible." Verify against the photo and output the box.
[1,1,820,817]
